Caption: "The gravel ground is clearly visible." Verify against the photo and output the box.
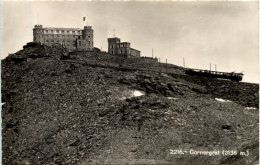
[2,46,259,164]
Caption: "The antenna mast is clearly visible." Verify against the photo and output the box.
[113,29,115,37]
[87,15,88,26]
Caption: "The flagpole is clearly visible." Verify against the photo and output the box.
[87,15,88,26]
[83,16,87,27]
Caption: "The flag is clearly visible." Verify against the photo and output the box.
[83,17,86,21]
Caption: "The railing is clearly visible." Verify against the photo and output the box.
[185,68,243,82]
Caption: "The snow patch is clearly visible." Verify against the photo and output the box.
[119,89,145,100]
[167,97,178,100]
[215,98,232,102]
[245,107,257,110]
[132,90,144,97]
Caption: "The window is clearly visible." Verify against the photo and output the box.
[79,41,81,46]
[56,30,59,33]
[89,41,91,45]
[88,36,90,38]
[72,31,75,34]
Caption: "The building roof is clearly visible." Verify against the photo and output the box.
[108,37,121,40]
[130,48,141,52]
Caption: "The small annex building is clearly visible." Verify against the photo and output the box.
[108,37,141,57]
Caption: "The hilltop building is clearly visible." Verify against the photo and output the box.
[33,25,94,51]
[108,37,141,57]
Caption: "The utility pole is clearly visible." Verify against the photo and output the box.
[159,57,161,73]
[215,64,217,71]
[183,57,185,68]
[152,48,153,58]
[210,63,211,71]
[166,58,168,73]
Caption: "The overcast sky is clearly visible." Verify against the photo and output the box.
[2,1,258,83]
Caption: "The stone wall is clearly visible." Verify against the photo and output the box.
[130,48,140,57]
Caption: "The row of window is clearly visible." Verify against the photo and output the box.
[118,44,128,48]
[45,42,76,47]
[118,50,128,54]
[110,50,129,54]
[109,44,128,48]
[78,36,92,39]
[43,30,82,34]
[78,41,93,46]
[45,40,73,43]
[43,35,92,40]
[45,39,92,43]
[43,34,80,38]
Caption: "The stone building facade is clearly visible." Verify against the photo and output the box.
[33,25,94,51]
[108,37,141,57]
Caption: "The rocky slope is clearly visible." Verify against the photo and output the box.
[2,45,259,164]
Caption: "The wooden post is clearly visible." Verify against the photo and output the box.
[166,58,168,73]
[159,57,161,73]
